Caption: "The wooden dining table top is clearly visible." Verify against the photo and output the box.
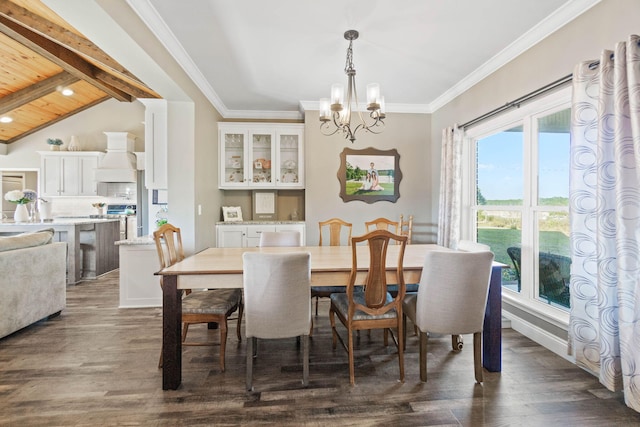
[158,244,447,288]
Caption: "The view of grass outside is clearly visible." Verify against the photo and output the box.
[474,108,571,309]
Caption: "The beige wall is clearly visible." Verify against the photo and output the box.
[430,0,640,224]
[304,110,433,244]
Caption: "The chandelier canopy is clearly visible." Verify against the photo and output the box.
[319,30,385,143]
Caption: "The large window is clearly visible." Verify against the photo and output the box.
[463,88,571,320]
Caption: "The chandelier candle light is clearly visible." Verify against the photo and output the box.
[319,30,385,143]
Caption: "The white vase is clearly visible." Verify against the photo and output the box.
[68,135,81,151]
[14,204,29,222]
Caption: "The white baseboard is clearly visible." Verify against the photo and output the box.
[504,314,575,363]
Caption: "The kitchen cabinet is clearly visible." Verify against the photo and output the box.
[39,151,101,197]
[218,123,304,189]
[216,222,305,248]
[140,99,168,189]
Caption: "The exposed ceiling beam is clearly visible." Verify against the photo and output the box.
[0,14,133,101]
[0,0,156,96]
[0,71,79,115]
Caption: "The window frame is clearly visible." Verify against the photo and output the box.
[461,86,571,329]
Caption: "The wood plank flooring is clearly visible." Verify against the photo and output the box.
[1,270,639,426]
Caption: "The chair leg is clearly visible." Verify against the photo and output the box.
[236,302,244,342]
[452,334,463,351]
[402,314,407,351]
[182,323,189,342]
[419,331,428,382]
[315,296,319,316]
[219,318,228,372]
[398,320,404,383]
[383,328,389,346]
[302,334,309,386]
[348,327,355,385]
[473,332,483,383]
[329,306,337,349]
[246,336,254,391]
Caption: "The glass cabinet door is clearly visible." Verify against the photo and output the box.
[276,129,304,188]
[220,130,247,187]
[249,131,275,186]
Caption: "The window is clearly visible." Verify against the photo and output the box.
[462,87,571,322]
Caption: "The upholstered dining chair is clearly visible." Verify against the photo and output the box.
[329,229,408,385]
[243,252,312,390]
[365,217,400,234]
[312,218,353,315]
[153,223,243,371]
[402,250,494,383]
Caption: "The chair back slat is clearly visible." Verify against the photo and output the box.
[319,218,352,246]
[349,229,407,313]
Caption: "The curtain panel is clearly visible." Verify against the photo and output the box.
[569,34,640,412]
[437,125,463,249]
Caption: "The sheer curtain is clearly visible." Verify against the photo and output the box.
[437,125,463,248]
[570,34,640,412]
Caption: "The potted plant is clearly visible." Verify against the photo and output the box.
[47,138,63,151]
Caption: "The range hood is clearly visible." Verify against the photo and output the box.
[95,132,137,183]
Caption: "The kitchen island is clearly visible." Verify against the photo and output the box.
[0,218,120,284]
[116,236,161,308]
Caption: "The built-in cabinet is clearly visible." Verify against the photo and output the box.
[216,222,305,247]
[38,151,101,197]
[140,99,168,189]
[219,123,304,189]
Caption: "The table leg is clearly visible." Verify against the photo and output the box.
[162,275,182,390]
[483,265,502,372]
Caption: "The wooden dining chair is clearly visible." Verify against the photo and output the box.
[312,219,353,316]
[329,229,408,385]
[365,217,400,234]
[402,250,494,383]
[399,214,414,244]
[153,223,243,372]
[243,252,312,390]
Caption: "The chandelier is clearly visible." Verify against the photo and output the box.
[319,30,385,143]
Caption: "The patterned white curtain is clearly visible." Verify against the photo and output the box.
[437,125,463,248]
[569,34,640,412]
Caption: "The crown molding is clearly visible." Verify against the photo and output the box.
[429,0,601,112]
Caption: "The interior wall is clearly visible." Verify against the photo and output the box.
[430,0,640,225]
[304,110,432,245]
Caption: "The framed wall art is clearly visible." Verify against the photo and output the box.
[252,190,277,220]
[337,147,402,203]
[222,206,243,222]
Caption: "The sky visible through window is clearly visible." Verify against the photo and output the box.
[477,131,569,201]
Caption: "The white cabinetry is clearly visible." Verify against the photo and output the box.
[140,99,168,189]
[39,151,101,197]
[218,123,304,189]
[216,223,305,248]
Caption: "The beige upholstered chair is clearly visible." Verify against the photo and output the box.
[243,252,312,390]
[329,229,408,385]
[258,230,301,247]
[457,240,490,252]
[403,250,494,383]
[153,223,243,371]
[312,218,353,315]
[399,214,414,244]
[365,217,399,234]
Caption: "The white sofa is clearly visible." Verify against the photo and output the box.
[0,229,67,339]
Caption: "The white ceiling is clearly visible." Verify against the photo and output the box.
[129,0,599,120]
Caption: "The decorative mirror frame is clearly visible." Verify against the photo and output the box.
[337,147,402,203]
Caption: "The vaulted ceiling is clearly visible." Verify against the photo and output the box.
[0,0,159,144]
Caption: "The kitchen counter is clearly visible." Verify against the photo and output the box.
[0,219,120,284]
[216,221,305,225]
[115,235,154,245]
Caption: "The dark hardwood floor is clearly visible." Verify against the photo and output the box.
[1,270,639,426]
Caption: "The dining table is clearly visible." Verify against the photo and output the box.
[157,244,505,390]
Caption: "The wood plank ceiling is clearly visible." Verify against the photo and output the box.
[0,0,159,144]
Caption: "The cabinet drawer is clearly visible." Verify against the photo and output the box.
[246,225,276,238]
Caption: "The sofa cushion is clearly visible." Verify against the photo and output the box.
[0,228,55,252]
